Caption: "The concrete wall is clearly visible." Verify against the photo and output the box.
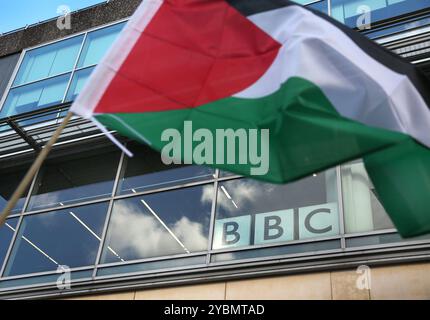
[67,262,430,300]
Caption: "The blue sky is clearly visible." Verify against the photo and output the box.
[0,0,106,33]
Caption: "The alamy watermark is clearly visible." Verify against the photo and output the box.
[356,265,372,290]
[161,121,270,176]
[56,265,71,290]
[356,5,372,30]
[57,5,72,30]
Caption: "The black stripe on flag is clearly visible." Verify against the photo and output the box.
[227,0,430,111]
[227,0,292,16]
[309,6,430,111]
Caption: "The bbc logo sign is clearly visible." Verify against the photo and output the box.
[213,203,339,249]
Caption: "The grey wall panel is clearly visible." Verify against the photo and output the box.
[0,53,20,104]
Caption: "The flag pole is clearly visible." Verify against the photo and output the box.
[0,112,74,227]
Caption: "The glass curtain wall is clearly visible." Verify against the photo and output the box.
[331,0,430,26]
[0,141,427,291]
[0,22,125,119]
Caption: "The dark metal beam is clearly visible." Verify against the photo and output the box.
[6,119,41,152]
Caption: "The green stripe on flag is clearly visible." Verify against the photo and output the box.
[96,77,409,182]
[365,139,430,237]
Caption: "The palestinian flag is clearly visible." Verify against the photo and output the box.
[71,0,430,238]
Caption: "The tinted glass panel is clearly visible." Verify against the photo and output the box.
[331,0,430,27]
[308,0,329,14]
[1,74,70,118]
[28,148,119,211]
[101,185,213,263]
[341,161,394,234]
[293,0,328,14]
[213,170,339,250]
[0,218,18,268]
[14,35,84,86]
[0,165,30,214]
[118,143,215,195]
[4,202,108,277]
[220,171,238,178]
[65,66,95,102]
[77,22,125,68]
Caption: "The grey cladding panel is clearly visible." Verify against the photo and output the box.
[0,53,20,104]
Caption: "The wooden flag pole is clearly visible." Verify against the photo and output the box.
[0,112,73,227]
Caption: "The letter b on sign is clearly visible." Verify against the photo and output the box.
[222,222,240,246]
[213,215,251,249]
[264,216,283,240]
[254,210,294,245]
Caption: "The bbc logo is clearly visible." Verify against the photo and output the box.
[213,203,339,249]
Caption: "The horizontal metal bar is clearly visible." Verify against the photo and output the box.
[96,252,207,269]
[0,103,71,124]
[209,236,343,255]
[0,266,94,282]
[9,71,73,91]
[343,228,398,238]
[111,179,217,201]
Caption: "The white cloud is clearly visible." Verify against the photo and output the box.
[104,200,208,261]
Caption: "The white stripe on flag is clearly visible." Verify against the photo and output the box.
[71,0,164,119]
[236,5,430,148]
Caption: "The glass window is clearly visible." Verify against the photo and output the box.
[118,143,215,195]
[308,0,329,14]
[77,22,125,68]
[3,202,108,277]
[293,0,328,14]
[100,185,213,264]
[28,147,120,211]
[331,0,430,27]
[0,22,126,119]
[220,171,238,178]
[213,169,339,250]
[13,36,84,86]
[1,74,70,118]
[0,218,18,268]
[341,161,394,234]
[65,66,95,102]
[0,164,30,215]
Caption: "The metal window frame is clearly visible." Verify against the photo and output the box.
[0,199,113,279]
[92,151,125,278]
[0,163,40,278]
[1,141,430,294]
[0,18,129,116]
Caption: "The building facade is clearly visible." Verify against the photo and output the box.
[0,0,430,300]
